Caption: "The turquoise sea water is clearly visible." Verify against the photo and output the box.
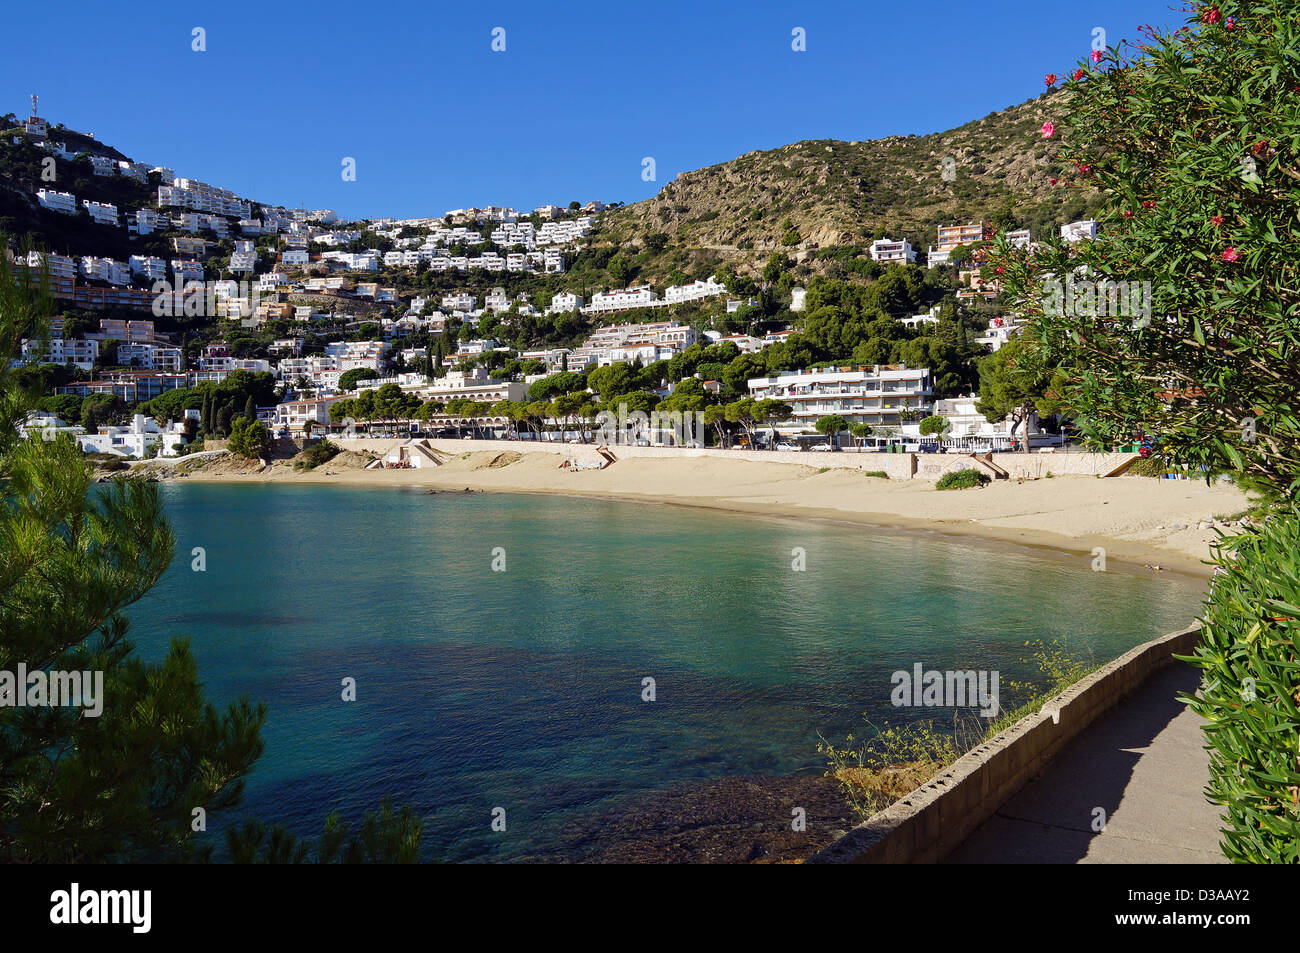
[123,483,1207,861]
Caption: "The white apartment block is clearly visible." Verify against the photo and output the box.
[664,276,726,304]
[1061,219,1099,243]
[259,272,289,289]
[282,249,310,266]
[25,251,77,280]
[118,161,150,182]
[584,285,661,314]
[21,337,99,370]
[89,155,118,176]
[442,292,477,311]
[747,364,934,433]
[129,256,168,281]
[869,238,916,265]
[36,189,77,215]
[80,256,131,285]
[158,179,251,218]
[171,259,204,282]
[229,251,257,273]
[117,343,183,371]
[131,208,170,236]
[548,292,583,313]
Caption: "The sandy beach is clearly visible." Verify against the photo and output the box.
[153,448,1252,578]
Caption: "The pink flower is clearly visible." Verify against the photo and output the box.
[1073,69,1085,81]
[1049,177,1057,185]
[1041,122,1056,138]
[1045,73,1058,86]
[1225,17,1235,30]
[1123,209,1134,218]
[1221,247,1240,262]
[1203,6,1222,24]
[995,265,1005,274]
[1210,214,1225,227]
[1091,50,1103,63]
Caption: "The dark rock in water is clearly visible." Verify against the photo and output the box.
[513,774,856,864]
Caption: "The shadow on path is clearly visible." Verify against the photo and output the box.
[946,664,1225,863]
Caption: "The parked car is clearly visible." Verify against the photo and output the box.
[775,443,796,452]
[810,443,833,452]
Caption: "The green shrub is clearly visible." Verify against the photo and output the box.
[935,468,990,490]
[1124,456,1169,478]
[1182,509,1300,863]
[293,439,341,471]
[860,470,889,479]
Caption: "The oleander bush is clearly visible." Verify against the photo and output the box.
[985,0,1300,863]
[1182,510,1300,863]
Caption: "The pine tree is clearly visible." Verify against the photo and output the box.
[242,395,255,422]
[0,241,266,862]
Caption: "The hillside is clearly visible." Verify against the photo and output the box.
[596,90,1101,279]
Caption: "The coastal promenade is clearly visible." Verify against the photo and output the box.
[947,664,1225,863]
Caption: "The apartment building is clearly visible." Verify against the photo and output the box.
[171,260,204,282]
[81,201,120,227]
[1061,219,1099,243]
[585,285,661,314]
[130,208,171,236]
[548,292,583,313]
[173,236,210,257]
[442,292,477,311]
[80,257,131,286]
[747,364,934,432]
[36,189,77,215]
[664,276,726,304]
[928,221,992,267]
[25,251,77,280]
[158,179,251,218]
[117,343,183,371]
[125,256,167,282]
[88,319,165,346]
[20,337,99,369]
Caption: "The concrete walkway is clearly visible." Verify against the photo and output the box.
[947,665,1226,863]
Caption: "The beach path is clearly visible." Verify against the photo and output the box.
[946,664,1226,863]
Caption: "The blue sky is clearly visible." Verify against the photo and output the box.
[2,0,1186,221]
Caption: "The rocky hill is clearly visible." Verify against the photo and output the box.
[596,90,1100,278]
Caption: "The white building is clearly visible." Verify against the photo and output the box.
[77,414,189,458]
[548,292,583,313]
[869,238,916,265]
[36,189,77,215]
[1061,220,1099,243]
[79,256,131,285]
[584,285,661,314]
[747,364,934,433]
[664,276,726,304]
[20,337,99,370]
[82,200,120,227]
